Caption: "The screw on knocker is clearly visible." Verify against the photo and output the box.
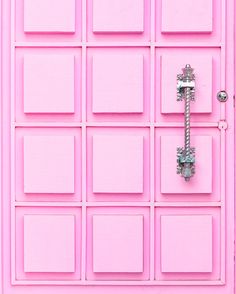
[176,64,196,182]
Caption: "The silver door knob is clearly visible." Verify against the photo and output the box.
[176,64,196,181]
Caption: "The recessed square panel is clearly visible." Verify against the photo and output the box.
[161,215,212,272]
[93,215,143,273]
[92,54,143,113]
[161,0,212,32]
[24,54,75,114]
[161,54,212,113]
[24,0,75,32]
[24,214,75,272]
[93,0,144,32]
[93,135,143,193]
[24,136,74,193]
[161,136,212,194]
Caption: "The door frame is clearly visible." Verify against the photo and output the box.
[0,0,235,292]
[0,0,2,289]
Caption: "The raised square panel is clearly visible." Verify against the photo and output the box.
[24,0,75,32]
[16,128,82,202]
[24,136,74,193]
[87,128,150,202]
[24,214,75,272]
[93,54,143,113]
[93,0,144,32]
[93,215,143,272]
[161,54,212,113]
[161,215,212,272]
[15,206,82,281]
[161,0,212,32]
[87,47,150,123]
[87,207,149,280]
[161,136,212,194]
[24,54,75,114]
[93,135,143,193]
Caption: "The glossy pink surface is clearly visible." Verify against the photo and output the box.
[0,0,235,294]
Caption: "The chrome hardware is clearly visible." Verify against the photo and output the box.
[217,90,228,102]
[176,64,196,181]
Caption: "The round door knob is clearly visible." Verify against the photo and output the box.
[217,90,228,102]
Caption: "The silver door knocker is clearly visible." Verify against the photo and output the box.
[176,64,196,181]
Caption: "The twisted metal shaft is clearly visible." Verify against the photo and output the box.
[184,86,191,158]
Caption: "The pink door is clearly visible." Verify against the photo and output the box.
[0,0,235,293]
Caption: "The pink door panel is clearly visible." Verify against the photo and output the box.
[23,54,75,114]
[23,136,75,193]
[24,214,75,273]
[161,54,213,114]
[92,215,144,273]
[161,0,213,33]
[86,207,150,281]
[87,127,150,202]
[15,0,82,41]
[15,48,82,122]
[15,207,82,281]
[15,128,82,202]
[92,0,144,33]
[160,215,213,273]
[156,0,221,43]
[155,207,221,281]
[92,135,144,193]
[0,0,234,294]
[156,127,220,202]
[92,54,144,114]
[160,135,213,194]
[87,0,150,41]
[156,48,221,122]
[87,47,150,122]
[24,0,76,33]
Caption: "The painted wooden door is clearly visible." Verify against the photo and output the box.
[0,0,234,294]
